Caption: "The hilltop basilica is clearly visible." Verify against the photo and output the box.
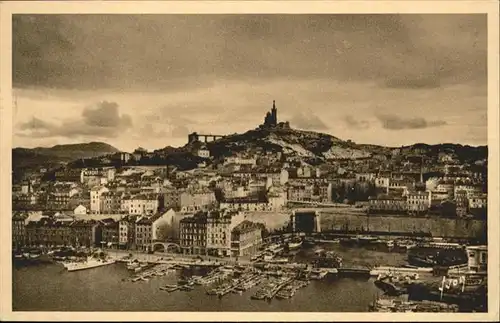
[261,100,290,129]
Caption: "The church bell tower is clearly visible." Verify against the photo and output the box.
[271,100,277,125]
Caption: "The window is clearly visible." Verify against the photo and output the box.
[480,252,487,264]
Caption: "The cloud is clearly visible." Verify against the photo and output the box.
[16,101,132,138]
[343,115,370,129]
[82,101,132,128]
[290,112,329,131]
[18,117,53,131]
[384,74,441,89]
[376,114,447,130]
[12,14,487,91]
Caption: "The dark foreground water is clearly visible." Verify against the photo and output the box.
[13,245,407,312]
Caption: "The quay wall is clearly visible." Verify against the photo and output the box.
[320,213,486,239]
[243,211,290,230]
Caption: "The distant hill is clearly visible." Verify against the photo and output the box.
[12,142,120,179]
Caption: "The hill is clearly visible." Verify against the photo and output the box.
[12,126,488,180]
[12,142,120,180]
[203,127,376,163]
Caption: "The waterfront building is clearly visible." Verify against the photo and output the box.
[118,214,138,249]
[290,209,321,234]
[179,212,208,255]
[25,218,73,247]
[135,216,154,251]
[206,210,245,257]
[12,212,29,249]
[466,245,487,273]
[100,218,119,248]
[70,220,101,247]
[230,220,263,257]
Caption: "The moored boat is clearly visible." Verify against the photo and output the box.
[65,257,116,272]
[287,237,303,250]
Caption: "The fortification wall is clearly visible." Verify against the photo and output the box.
[320,213,486,239]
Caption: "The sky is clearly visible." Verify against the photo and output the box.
[12,14,487,152]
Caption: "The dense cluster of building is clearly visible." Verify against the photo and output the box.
[12,102,488,254]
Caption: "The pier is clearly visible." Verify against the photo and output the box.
[369,266,434,277]
[337,267,371,278]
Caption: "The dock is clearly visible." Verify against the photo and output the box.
[338,267,371,277]
[369,266,434,276]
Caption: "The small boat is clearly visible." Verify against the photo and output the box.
[288,237,303,250]
[310,269,328,280]
[314,248,325,255]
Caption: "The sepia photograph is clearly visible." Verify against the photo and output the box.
[1,1,499,321]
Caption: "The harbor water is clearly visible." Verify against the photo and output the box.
[13,245,408,312]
